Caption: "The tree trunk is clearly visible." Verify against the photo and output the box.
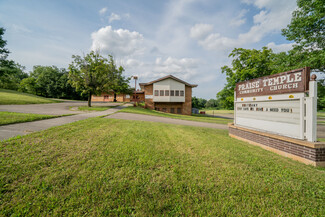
[88,92,92,107]
[114,93,117,102]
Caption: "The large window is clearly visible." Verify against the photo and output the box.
[170,90,174,96]
[170,108,175,113]
[180,90,184,96]
[154,90,159,96]
[160,90,164,96]
[177,108,181,114]
[165,90,169,96]
[175,90,179,96]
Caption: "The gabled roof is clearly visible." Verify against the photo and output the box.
[139,75,198,88]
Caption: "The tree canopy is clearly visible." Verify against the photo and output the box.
[281,0,325,72]
[68,51,130,106]
[282,0,325,51]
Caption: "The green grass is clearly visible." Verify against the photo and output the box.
[0,112,66,125]
[1,118,324,216]
[200,109,234,115]
[71,105,117,111]
[120,106,232,124]
[318,111,325,118]
[0,89,59,105]
[319,138,325,142]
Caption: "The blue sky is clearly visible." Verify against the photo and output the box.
[0,0,297,99]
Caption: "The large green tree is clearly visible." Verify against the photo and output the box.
[217,47,279,109]
[69,52,129,107]
[282,0,325,51]
[0,27,28,89]
[106,55,131,102]
[282,0,325,72]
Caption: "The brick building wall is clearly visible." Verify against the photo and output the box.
[144,84,154,109]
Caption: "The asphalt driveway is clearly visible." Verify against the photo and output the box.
[0,101,123,115]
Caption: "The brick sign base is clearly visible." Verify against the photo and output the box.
[228,124,325,167]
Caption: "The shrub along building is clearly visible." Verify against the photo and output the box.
[92,75,197,115]
[139,75,197,115]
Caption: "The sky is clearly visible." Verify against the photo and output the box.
[0,0,298,99]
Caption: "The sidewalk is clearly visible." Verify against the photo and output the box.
[0,105,126,141]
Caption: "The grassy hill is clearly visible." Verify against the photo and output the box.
[0,89,60,105]
[1,117,324,216]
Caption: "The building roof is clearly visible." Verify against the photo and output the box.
[139,75,198,87]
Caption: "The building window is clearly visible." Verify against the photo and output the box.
[177,108,182,114]
[154,90,159,96]
[180,90,184,96]
[175,90,179,96]
[170,108,175,113]
[104,95,109,99]
[160,90,164,96]
[165,90,169,96]
[170,90,174,96]
[162,108,167,112]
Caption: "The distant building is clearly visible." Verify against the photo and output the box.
[91,91,144,103]
[92,75,197,115]
[139,75,197,115]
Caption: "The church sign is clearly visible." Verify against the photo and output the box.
[236,68,310,98]
[233,67,315,141]
[229,67,324,167]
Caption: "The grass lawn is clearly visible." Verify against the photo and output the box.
[0,89,59,105]
[319,138,325,142]
[200,109,234,115]
[120,106,232,124]
[318,111,325,118]
[71,105,117,111]
[1,118,325,216]
[0,112,65,125]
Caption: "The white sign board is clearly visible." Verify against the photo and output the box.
[125,95,130,99]
[145,95,153,99]
[235,99,302,139]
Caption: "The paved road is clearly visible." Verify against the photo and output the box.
[0,105,126,141]
[107,112,229,130]
[0,101,123,115]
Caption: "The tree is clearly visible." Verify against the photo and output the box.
[0,27,28,90]
[282,0,325,51]
[106,56,131,102]
[205,99,220,109]
[19,66,83,100]
[282,0,325,72]
[217,47,279,109]
[192,97,207,109]
[68,51,127,107]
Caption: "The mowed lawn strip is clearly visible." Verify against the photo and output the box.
[0,89,60,105]
[0,111,63,125]
[120,106,231,124]
[1,118,324,216]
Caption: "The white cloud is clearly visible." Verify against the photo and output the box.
[230,9,248,27]
[190,24,214,40]
[266,42,295,53]
[152,57,200,80]
[192,0,297,52]
[109,13,121,23]
[99,7,107,15]
[91,26,144,57]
